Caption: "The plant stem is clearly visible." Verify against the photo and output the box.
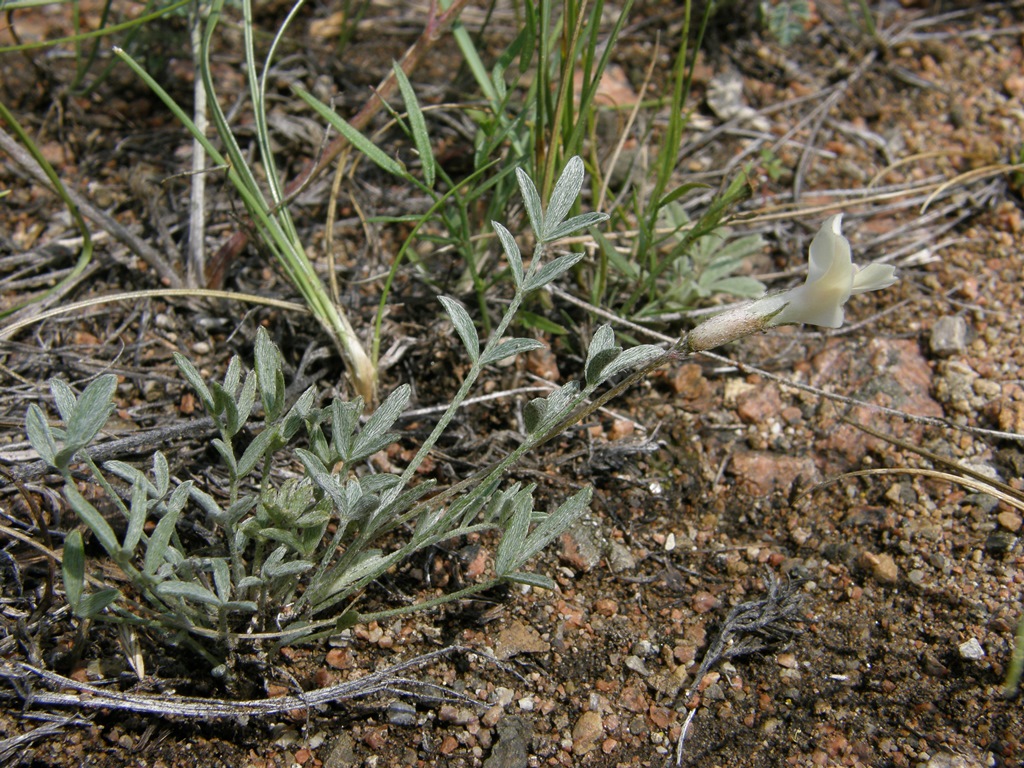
[356,578,504,625]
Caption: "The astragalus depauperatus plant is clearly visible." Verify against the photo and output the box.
[26,158,664,667]
[28,157,897,670]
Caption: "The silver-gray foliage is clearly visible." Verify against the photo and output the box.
[26,157,665,663]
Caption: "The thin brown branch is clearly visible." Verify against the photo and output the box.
[0,125,183,289]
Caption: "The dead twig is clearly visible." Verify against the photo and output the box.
[2,645,478,720]
[0,125,183,290]
[5,416,221,481]
[671,573,805,766]
[0,717,89,764]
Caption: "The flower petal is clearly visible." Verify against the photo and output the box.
[770,282,848,328]
[851,262,898,294]
[686,212,901,351]
[770,215,854,329]
[807,214,851,281]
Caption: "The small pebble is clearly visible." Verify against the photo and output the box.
[594,598,618,617]
[985,530,1017,555]
[1005,73,1024,98]
[858,551,898,585]
[155,313,175,330]
[633,640,658,658]
[926,753,980,768]
[624,655,650,676]
[958,638,984,660]
[691,591,718,613]
[387,701,417,726]
[571,711,604,755]
[438,704,476,725]
[996,511,1022,532]
[481,704,503,728]
[607,541,637,573]
[776,653,797,669]
[929,315,968,357]
[439,735,458,755]
[494,687,515,707]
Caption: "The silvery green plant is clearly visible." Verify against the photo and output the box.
[28,160,900,666]
[630,200,767,320]
[26,157,664,663]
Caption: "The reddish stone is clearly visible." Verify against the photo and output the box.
[648,705,672,728]
[729,451,820,496]
[671,363,712,409]
[735,382,783,424]
[691,591,719,613]
[809,339,943,472]
[594,598,618,617]
[325,648,354,670]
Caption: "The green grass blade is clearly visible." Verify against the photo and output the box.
[393,62,436,189]
[112,47,228,169]
[293,86,408,178]
[0,0,190,54]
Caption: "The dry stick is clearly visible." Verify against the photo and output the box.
[792,86,844,203]
[204,0,474,288]
[896,0,1024,38]
[4,646,476,719]
[6,416,221,481]
[0,720,84,764]
[0,126,183,290]
[187,3,209,288]
[791,50,878,203]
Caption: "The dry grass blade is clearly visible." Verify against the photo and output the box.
[919,162,1024,213]
[0,718,87,764]
[800,468,1024,514]
[845,417,1024,503]
[794,417,1024,512]
[0,288,308,340]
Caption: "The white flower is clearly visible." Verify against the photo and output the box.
[686,214,898,352]
[766,214,897,328]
